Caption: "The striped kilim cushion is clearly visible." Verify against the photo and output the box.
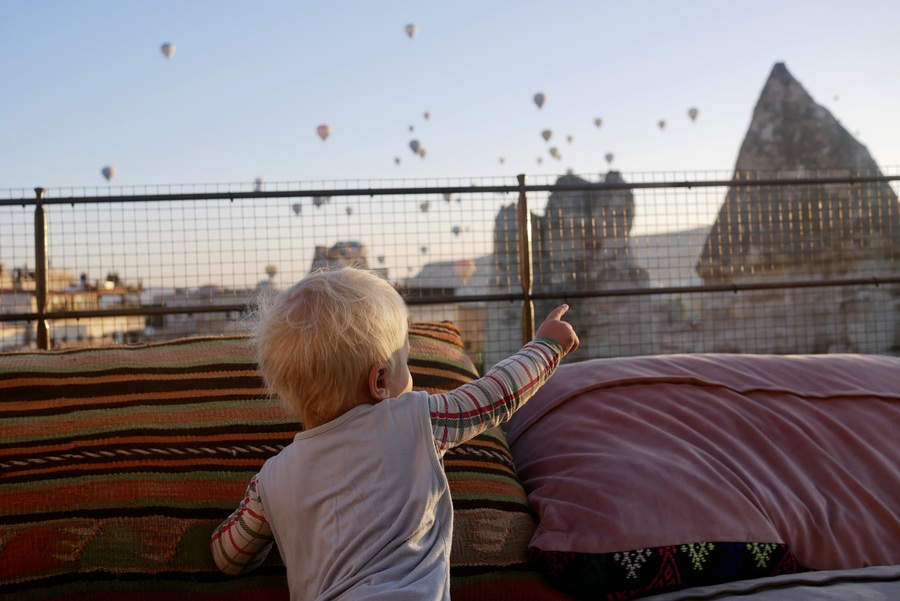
[0,322,567,600]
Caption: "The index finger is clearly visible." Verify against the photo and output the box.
[546,304,569,321]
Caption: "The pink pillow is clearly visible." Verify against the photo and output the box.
[505,354,900,597]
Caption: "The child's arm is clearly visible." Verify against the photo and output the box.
[428,305,578,453]
[210,473,275,575]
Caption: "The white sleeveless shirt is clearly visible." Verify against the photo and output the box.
[257,392,451,600]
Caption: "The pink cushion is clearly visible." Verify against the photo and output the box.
[504,353,900,571]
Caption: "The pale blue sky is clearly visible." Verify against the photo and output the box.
[2,0,899,191]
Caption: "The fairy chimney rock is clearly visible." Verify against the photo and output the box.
[697,62,900,280]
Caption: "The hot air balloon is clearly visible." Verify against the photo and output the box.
[316,124,332,141]
[409,125,415,132]
[605,153,615,164]
[254,177,265,192]
[566,135,574,144]
[394,157,401,165]
[423,111,430,121]
[549,147,561,160]
[451,225,461,236]
[498,157,506,165]
[405,23,418,38]
[101,166,116,182]
[160,43,175,59]
[346,207,353,216]
[594,117,603,128]
[541,129,552,142]
[312,195,332,208]
[420,246,428,254]
[377,256,385,264]
[537,157,544,165]
[453,259,476,285]
[688,107,699,121]
[409,139,420,155]
[533,92,546,109]
[420,200,430,212]
[417,147,427,159]
[292,203,302,215]
[443,193,452,202]
[658,120,666,130]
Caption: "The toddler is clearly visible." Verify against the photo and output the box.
[210,267,578,600]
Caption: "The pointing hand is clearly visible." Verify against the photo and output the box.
[534,304,579,355]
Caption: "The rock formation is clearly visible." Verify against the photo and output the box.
[309,241,370,272]
[696,62,899,354]
[483,63,898,363]
[698,62,900,280]
[485,171,655,366]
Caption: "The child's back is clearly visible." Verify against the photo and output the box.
[259,396,450,599]
[211,268,579,600]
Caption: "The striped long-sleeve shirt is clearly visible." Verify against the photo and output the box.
[210,338,562,576]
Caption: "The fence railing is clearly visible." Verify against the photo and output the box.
[2,170,899,366]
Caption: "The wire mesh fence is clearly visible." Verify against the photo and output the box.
[2,169,899,368]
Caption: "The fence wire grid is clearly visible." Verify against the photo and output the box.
[2,169,899,368]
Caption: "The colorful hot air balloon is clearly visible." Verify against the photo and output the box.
[101,166,116,181]
[688,107,699,121]
[405,23,418,38]
[541,129,552,142]
[453,259,476,285]
[316,124,332,141]
[160,43,175,59]
[533,92,546,109]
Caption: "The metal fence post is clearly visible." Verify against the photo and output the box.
[34,187,50,350]
[516,174,534,345]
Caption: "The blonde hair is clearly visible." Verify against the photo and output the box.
[253,267,409,427]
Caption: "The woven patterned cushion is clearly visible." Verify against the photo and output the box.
[0,322,564,600]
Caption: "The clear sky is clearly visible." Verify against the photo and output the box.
[2,0,900,192]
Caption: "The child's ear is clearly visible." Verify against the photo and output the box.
[367,363,390,400]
